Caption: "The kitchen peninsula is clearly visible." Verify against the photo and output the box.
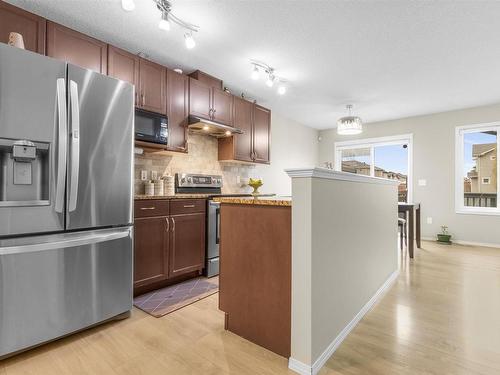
[216,168,399,375]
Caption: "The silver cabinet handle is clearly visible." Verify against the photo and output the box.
[183,204,195,208]
[68,80,80,212]
[165,217,169,232]
[55,78,67,214]
[171,217,175,232]
[140,207,156,210]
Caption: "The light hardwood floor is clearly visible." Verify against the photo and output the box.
[1,241,500,374]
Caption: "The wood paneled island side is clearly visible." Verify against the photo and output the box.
[215,197,291,358]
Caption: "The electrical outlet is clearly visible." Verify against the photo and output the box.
[140,170,148,181]
[418,179,427,187]
[427,217,433,224]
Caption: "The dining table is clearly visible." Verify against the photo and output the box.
[398,202,421,258]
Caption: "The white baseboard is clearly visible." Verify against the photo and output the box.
[421,237,500,249]
[288,270,399,375]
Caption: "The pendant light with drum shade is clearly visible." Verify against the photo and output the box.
[337,104,363,135]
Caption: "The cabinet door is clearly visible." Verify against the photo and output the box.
[253,104,271,164]
[107,45,139,103]
[0,1,46,54]
[138,59,166,114]
[46,21,107,74]
[169,213,206,278]
[167,69,188,152]
[233,97,253,162]
[134,216,169,288]
[189,77,211,120]
[212,88,233,126]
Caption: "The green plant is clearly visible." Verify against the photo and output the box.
[437,225,452,244]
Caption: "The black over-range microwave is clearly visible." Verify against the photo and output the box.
[135,109,168,145]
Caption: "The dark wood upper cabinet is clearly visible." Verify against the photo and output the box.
[218,101,270,164]
[189,77,212,119]
[188,70,222,89]
[46,21,107,74]
[233,97,253,162]
[212,88,233,126]
[169,213,206,278]
[138,58,166,114]
[167,69,189,152]
[253,104,271,164]
[107,45,139,103]
[0,1,46,54]
[189,77,233,126]
[134,216,169,289]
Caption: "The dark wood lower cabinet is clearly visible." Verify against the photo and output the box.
[134,216,169,289]
[133,199,206,295]
[169,213,206,278]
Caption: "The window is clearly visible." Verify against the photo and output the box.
[456,123,499,214]
[335,134,412,202]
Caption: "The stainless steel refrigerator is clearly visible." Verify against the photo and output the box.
[0,44,134,358]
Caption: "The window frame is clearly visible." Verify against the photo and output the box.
[455,122,500,216]
[334,134,413,202]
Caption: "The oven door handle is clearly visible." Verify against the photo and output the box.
[215,207,220,245]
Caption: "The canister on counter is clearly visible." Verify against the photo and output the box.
[144,181,154,196]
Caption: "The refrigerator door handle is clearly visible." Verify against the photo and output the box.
[55,78,67,214]
[0,228,131,256]
[68,80,80,212]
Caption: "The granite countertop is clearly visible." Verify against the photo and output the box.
[135,194,211,200]
[213,196,292,207]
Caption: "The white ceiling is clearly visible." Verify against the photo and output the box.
[8,0,500,129]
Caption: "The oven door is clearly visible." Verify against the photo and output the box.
[135,109,168,145]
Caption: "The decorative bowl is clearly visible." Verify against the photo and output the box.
[248,178,263,196]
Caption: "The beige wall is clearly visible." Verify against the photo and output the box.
[319,103,500,245]
[134,112,319,196]
[289,169,398,370]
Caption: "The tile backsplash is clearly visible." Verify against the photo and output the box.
[134,134,257,194]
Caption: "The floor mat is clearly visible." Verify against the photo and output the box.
[133,277,219,318]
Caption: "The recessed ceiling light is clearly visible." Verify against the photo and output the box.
[121,0,135,11]
[184,32,196,49]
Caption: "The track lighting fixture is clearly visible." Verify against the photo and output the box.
[122,1,200,48]
[121,0,135,11]
[250,60,288,95]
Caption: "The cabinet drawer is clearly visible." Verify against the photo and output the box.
[134,200,170,218]
[170,199,206,215]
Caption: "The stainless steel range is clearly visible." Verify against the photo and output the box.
[175,173,251,277]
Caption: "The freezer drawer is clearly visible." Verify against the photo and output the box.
[0,227,133,358]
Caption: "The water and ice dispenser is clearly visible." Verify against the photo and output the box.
[0,138,50,206]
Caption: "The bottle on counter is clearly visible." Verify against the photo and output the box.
[162,175,175,196]
[144,181,154,196]
[154,180,164,196]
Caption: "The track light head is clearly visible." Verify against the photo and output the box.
[265,74,275,87]
[251,65,259,80]
[121,0,135,11]
[159,11,171,30]
[277,85,286,95]
[184,32,196,49]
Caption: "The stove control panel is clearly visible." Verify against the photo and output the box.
[176,173,223,188]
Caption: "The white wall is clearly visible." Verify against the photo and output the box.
[253,113,319,196]
[288,169,398,374]
[319,102,500,246]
